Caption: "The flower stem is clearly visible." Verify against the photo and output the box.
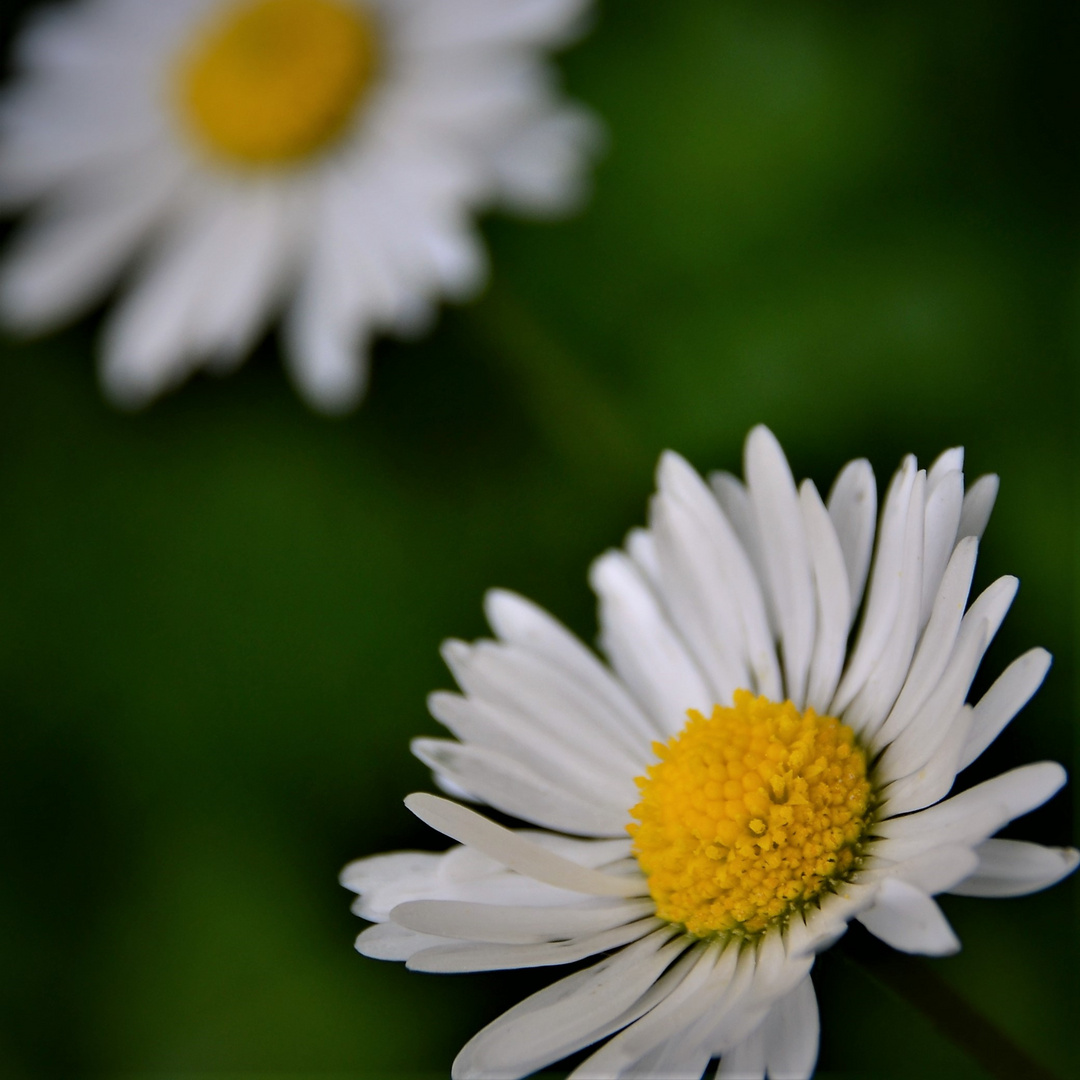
[465,282,653,490]
[844,931,1059,1080]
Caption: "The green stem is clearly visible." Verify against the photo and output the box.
[465,283,652,489]
[843,932,1059,1080]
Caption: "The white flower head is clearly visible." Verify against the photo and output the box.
[0,0,600,411]
[343,426,1077,1080]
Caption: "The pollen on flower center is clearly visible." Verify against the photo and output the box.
[177,0,378,166]
[629,690,871,939]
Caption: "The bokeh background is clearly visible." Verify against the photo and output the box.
[0,0,1077,1076]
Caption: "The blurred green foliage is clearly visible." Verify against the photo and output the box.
[0,0,1076,1076]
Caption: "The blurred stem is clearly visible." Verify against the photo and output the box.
[843,933,1058,1080]
[465,282,652,490]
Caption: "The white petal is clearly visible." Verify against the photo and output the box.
[340,849,441,898]
[873,762,1067,861]
[745,426,815,708]
[391,895,655,944]
[570,943,733,1078]
[384,52,552,145]
[957,474,999,539]
[948,839,1080,898]
[354,921,455,961]
[590,550,713,735]
[428,680,640,805]
[877,573,1017,780]
[679,944,761,1056]
[878,703,974,816]
[861,843,979,896]
[920,467,964,630]
[401,0,592,52]
[874,617,987,784]
[450,928,687,1080]
[586,944,728,1078]
[761,975,819,1080]
[855,878,960,955]
[626,527,662,585]
[647,511,748,706]
[825,457,876,620]
[520,831,633,867]
[750,925,802,1003]
[700,942,812,1068]
[842,469,925,738]
[831,456,916,715]
[407,914,662,972]
[709,469,777,638]
[694,943,778,1055]
[489,103,602,216]
[618,1036,712,1079]
[716,1027,764,1080]
[682,934,814,1067]
[651,463,752,704]
[0,85,162,203]
[965,574,1018,641]
[344,847,564,920]
[657,453,779,701]
[793,881,878,956]
[426,689,633,805]
[958,648,1052,771]
[437,639,646,775]
[283,282,371,413]
[800,480,851,714]
[870,537,978,755]
[185,178,303,366]
[412,738,631,836]
[0,152,179,330]
[435,770,480,802]
[281,146,486,408]
[100,189,232,406]
[404,793,646,897]
[483,588,657,746]
[927,447,964,489]
[343,832,634,920]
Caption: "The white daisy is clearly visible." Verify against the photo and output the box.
[0,0,598,411]
[342,426,1077,1080]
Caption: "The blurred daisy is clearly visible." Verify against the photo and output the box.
[0,0,599,411]
[342,426,1076,1080]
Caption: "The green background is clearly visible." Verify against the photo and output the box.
[0,0,1076,1076]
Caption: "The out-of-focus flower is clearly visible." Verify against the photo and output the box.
[0,0,599,411]
[342,426,1077,1079]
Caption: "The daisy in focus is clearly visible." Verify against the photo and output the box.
[342,426,1077,1079]
[0,0,599,411]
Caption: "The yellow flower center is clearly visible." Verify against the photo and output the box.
[629,691,871,939]
[176,0,379,167]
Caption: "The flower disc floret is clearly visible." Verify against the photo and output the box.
[177,0,378,166]
[629,690,872,938]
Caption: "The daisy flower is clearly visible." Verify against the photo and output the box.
[342,427,1077,1079]
[0,0,599,411]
